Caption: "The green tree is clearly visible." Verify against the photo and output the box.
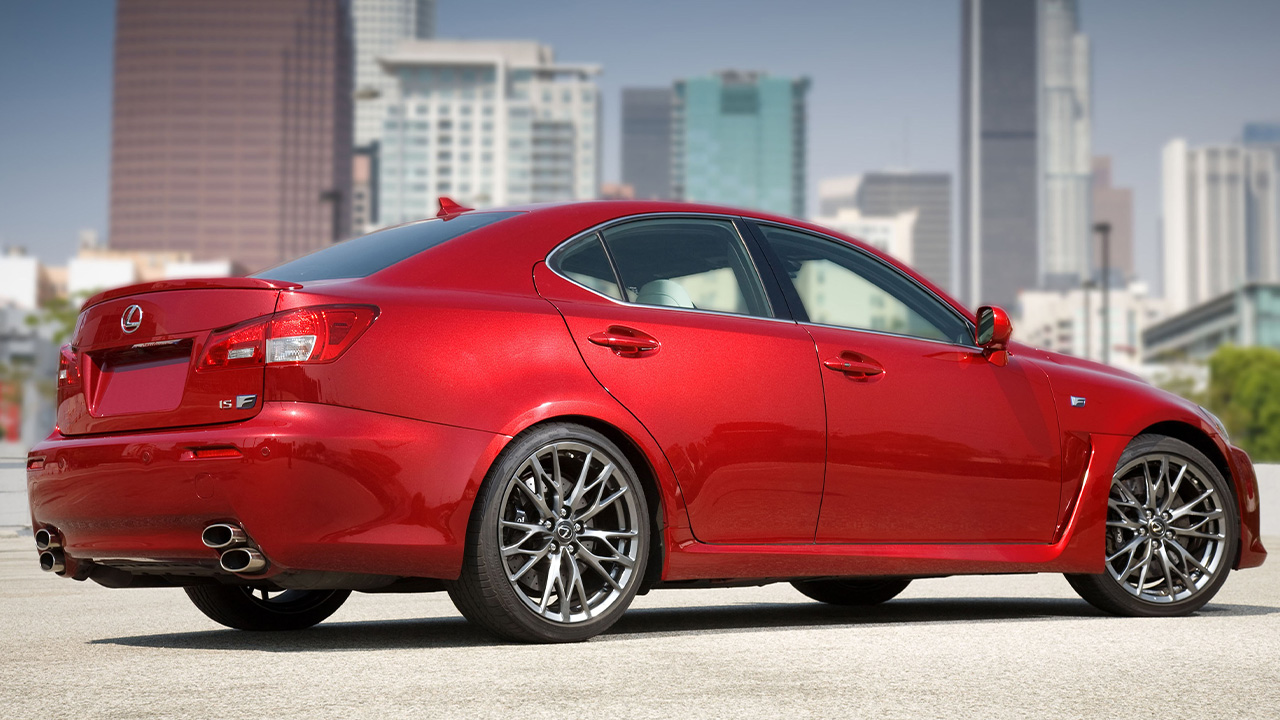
[1202,345,1280,462]
[25,296,80,345]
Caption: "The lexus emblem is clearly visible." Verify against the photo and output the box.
[121,305,144,334]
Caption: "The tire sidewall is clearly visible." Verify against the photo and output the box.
[470,423,650,642]
[1093,434,1239,616]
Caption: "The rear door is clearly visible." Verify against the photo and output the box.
[749,222,1063,544]
[536,215,827,544]
[60,283,284,435]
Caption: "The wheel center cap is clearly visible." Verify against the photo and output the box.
[1148,519,1165,534]
[554,520,575,543]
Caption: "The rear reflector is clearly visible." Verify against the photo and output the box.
[197,305,377,372]
[183,447,243,460]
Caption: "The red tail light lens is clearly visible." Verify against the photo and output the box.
[197,305,377,372]
[57,345,81,388]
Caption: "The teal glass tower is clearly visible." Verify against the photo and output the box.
[673,72,809,218]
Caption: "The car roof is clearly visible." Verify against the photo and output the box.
[379,200,973,322]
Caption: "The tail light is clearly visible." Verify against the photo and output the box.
[197,305,378,372]
[57,345,82,389]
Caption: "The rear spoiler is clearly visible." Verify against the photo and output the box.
[81,278,303,311]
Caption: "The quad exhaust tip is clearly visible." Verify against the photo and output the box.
[34,528,61,551]
[201,523,248,550]
[219,547,267,575]
[39,550,65,574]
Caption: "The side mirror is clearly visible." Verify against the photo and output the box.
[975,305,1012,366]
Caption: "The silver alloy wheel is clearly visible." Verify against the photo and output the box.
[497,441,642,624]
[1105,452,1228,603]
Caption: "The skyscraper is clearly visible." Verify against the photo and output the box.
[1162,138,1278,313]
[1091,156,1133,285]
[353,0,436,148]
[109,0,353,271]
[818,172,953,292]
[621,88,674,199]
[1246,122,1280,257]
[960,0,1092,309]
[1040,0,1092,290]
[376,40,600,224]
[673,71,808,218]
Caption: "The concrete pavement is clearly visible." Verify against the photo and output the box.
[1,534,1277,719]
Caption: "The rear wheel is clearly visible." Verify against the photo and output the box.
[1066,434,1238,617]
[791,578,912,606]
[447,423,650,643]
[185,585,350,631]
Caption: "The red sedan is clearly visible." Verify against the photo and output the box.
[27,200,1266,642]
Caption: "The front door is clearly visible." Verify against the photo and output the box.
[537,216,827,544]
[752,222,1062,544]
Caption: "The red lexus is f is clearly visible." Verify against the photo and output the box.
[27,200,1265,642]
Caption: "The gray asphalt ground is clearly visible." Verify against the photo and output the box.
[3,457,1278,718]
[0,532,1277,719]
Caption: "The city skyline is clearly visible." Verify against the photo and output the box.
[2,0,1279,300]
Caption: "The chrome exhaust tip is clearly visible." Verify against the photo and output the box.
[34,528,61,551]
[220,547,267,575]
[201,523,248,550]
[39,550,65,574]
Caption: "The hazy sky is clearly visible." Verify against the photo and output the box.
[2,0,1279,294]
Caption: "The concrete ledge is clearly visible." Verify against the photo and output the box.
[1255,465,1279,539]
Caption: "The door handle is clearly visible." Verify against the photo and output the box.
[588,326,661,355]
[823,356,884,377]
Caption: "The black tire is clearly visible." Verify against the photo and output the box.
[791,577,913,606]
[447,422,650,643]
[1065,434,1239,617]
[185,585,350,631]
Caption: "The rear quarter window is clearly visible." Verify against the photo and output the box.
[254,212,520,282]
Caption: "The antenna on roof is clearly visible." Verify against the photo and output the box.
[437,196,474,220]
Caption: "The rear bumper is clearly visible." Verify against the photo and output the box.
[27,402,506,583]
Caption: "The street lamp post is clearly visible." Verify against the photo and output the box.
[1093,222,1112,366]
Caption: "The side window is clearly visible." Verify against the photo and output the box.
[758,224,971,344]
[553,235,624,300]
[600,218,773,318]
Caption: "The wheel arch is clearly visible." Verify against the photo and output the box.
[1136,421,1234,496]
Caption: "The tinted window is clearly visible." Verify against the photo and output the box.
[759,224,970,344]
[254,211,520,282]
[600,218,772,318]
[553,235,624,300]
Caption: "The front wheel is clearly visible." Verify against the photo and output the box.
[185,585,351,631]
[447,423,650,643]
[791,577,912,606]
[1066,434,1238,617]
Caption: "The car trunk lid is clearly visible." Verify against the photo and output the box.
[59,279,299,436]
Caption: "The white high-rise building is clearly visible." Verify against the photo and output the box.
[376,40,600,224]
[1039,0,1092,289]
[353,0,436,148]
[1162,139,1279,313]
[1019,282,1166,370]
[813,207,919,266]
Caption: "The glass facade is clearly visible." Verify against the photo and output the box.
[673,72,808,218]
